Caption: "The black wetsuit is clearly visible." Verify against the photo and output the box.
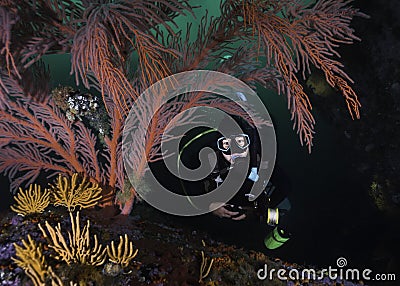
[179,118,291,213]
[149,121,292,249]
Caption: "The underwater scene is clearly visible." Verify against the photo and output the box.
[0,0,399,285]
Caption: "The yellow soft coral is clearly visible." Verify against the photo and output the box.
[38,211,106,266]
[199,240,214,283]
[10,184,50,216]
[106,234,138,267]
[12,235,47,285]
[12,234,78,286]
[50,173,102,212]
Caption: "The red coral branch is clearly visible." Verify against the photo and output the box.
[71,0,191,113]
[241,0,366,152]
[0,6,20,78]
[0,72,105,194]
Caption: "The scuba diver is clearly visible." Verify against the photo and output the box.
[179,116,292,250]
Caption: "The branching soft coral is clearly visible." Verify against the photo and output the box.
[106,234,138,267]
[50,173,102,212]
[38,211,107,266]
[238,0,368,150]
[71,0,192,113]
[10,184,50,216]
[12,235,48,285]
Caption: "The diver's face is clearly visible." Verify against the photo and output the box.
[217,134,250,163]
[221,136,246,149]
[217,134,250,152]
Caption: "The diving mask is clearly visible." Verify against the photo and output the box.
[217,134,250,153]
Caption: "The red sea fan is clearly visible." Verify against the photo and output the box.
[70,0,192,114]
[0,72,110,197]
[238,0,369,151]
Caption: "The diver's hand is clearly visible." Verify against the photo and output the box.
[248,167,259,182]
[209,202,246,220]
